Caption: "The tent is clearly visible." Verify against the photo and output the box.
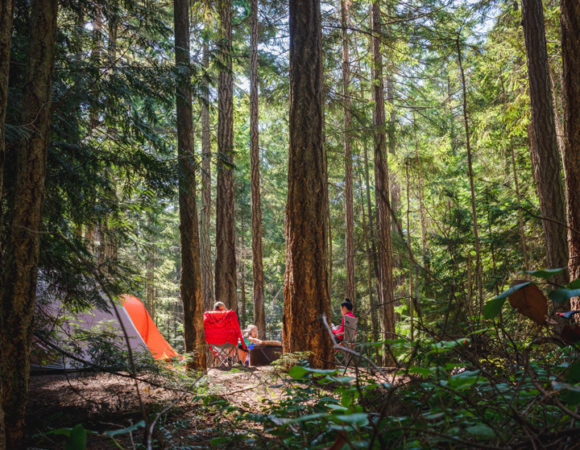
[120,295,178,359]
[33,293,177,372]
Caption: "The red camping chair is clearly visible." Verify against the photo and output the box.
[204,310,247,368]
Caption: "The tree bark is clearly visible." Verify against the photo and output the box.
[0,0,14,213]
[283,0,333,369]
[371,0,396,367]
[560,0,580,310]
[405,160,414,341]
[239,231,247,328]
[0,2,58,446]
[521,0,569,283]
[250,0,266,338]
[200,40,214,311]
[456,39,483,315]
[174,0,206,370]
[509,135,530,271]
[341,0,355,303]
[215,0,237,312]
[359,170,379,343]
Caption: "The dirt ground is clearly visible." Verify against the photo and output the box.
[26,366,286,449]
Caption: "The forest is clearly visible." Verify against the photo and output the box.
[0,0,579,448]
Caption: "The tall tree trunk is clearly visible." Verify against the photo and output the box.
[560,0,580,310]
[239,231,247,328]
[0,0,14,214]
[323,109,332,297]
[405,160,414,341]
[250,0,266,338]
[521,0,568,284]
[174,0,206,370]
[456,39,483,315]
[548,65,565,159]
[215,0,237,312]
[200,40,214,311]
[359,170,379,343]
[0,2,58,446]
[371,0,396,367]
[509,135,530,271]
[283,0,333,369]
[341,0,355,303]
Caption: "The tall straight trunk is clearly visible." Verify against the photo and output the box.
[561,0,580,310]
[341,0,355,303]
[363,135,379,283]
[240,233,247,327]
[417,175,428,267]
[174,0,206,370]
[283,0,333,369]
[363,133,380,342]
[405,160,414,341]
[548,65,565,158]
[412,114,429,272]
[359,171,379,342]
[510,135,530,270]
[200,40,214,310]
[89,5,102,135]
[146,245,156,321]
[323,110,332,296]
[103,4,119,269]
[371,0,396,367]
[215,0,237,311]
[0,0,14,213]
[250,0,266,338]
[521,0,568,283]
[0,3,57,446]
[456,39,483,315]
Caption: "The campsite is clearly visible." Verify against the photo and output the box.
[1,0,580,448]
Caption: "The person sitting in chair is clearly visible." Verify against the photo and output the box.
[213,301,227,312]
[332,299,355,344]
[238,324,262,366]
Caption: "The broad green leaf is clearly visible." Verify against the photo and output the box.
[327,375,355,383]
[288,365,308,379]
[567,278,580,289]
[66,424,87,450]
[104,420,145,437]
[552,381,580,392]
[285,413,328,424]
[527,268,566,279]
[466,423,495,439]
[334,413,369,427]
[483,282,531,319]
[552,381,580,405]
[341,389,356,407]
[409,367,432,376]
[304,367,338,376]
[422,412,444,420]
[548,288,580,303]
[326,404,348,412]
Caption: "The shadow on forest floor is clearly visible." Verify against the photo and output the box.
[25,366,294,448]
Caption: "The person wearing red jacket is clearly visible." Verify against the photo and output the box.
[332,299,355,343]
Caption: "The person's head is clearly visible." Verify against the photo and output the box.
[341,299,353,315]
[244,324,258,338]
[214,301,226,312]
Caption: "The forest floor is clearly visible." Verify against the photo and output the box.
[25,365,293,449]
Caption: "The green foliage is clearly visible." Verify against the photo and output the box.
[214,333,579,449]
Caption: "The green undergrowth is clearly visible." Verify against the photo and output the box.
[223,336,580,449]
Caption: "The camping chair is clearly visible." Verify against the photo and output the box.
[204,310,247,368]
[335,315,358,374]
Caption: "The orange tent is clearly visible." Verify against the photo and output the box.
[121,294,178,360]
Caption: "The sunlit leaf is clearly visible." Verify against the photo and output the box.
[548,288,580,303]
[526,268,566,279]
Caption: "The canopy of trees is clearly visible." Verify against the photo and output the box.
[0,0,579,447]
